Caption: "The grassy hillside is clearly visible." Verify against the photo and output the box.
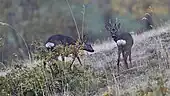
[1,23,170,96]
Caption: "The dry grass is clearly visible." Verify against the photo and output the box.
[1,23,170,96]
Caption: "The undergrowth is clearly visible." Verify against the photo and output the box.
[0,40,107,96]
[1,39,170,96]
[0,60,108,96]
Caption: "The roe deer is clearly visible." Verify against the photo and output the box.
[45,34,94,68]
[105,19,134,73]
[141,13,154,31]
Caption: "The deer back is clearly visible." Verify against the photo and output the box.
[45,34,94,52]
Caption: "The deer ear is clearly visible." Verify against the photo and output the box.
[83,34,87,42]
[117,23,121,29]
[105,24,110,31]
[83,34,86,39]
[110,31,114,35]
[114,23,117,27]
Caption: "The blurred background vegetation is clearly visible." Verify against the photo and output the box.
[0,0,170,63]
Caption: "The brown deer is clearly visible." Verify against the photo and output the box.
[105,19,134,73]
[45,34,94,68]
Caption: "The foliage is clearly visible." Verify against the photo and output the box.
[134,74,170,96]
[0,41,106,96]
[1,30,170,95]
[110,0,170,18]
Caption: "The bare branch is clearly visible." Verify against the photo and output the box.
[81,5,86,42]
[65,0,80,41]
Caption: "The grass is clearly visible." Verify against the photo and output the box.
[1,59,170,96]
[0,40,108,96]
[0,57,107,96]
[1,26,170,96]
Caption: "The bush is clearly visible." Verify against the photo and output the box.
[0,40,107,96]
[0,59,108,96]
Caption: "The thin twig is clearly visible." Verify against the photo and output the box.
[0,62,7,69]
[65,0,80,40]
[112,72,120,96]
[0,22,32,62]
[81,5,85,41]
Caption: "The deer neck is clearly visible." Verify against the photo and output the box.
[112,35,118,42]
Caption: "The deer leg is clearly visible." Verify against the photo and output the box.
[76,56,82,66]
[122,51,129,69]
[70,56,76,69]
[61,55,65,62]
[128,50,132,67]
[56,56,59,61]
[117,50,121,73]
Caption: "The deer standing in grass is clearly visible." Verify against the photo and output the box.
[105,20,134,73]
[45,34,94,68]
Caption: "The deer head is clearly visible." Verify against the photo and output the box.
[80,34,94,52]
[105,19,121,38]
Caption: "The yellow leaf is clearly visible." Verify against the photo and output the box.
[143,93,147,96]
[160,87,169,93]
[103,91,109,96]
[147,92,153,96]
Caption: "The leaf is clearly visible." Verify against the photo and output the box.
[147,92,153,96]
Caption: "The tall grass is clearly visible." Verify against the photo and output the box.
[1,25,170,96]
